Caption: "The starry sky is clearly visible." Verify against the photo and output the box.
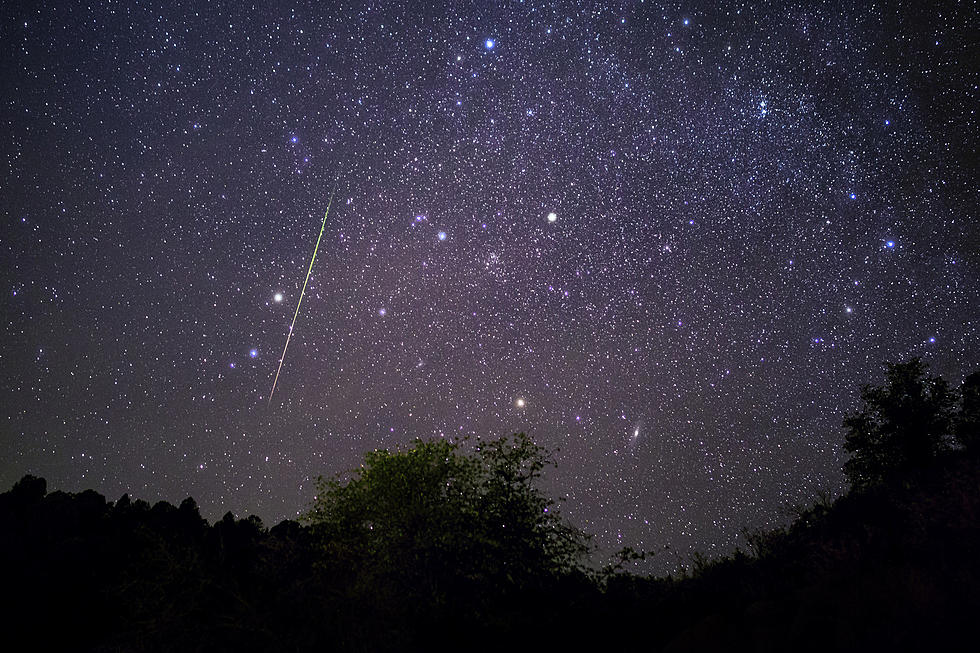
[2,0,977,565]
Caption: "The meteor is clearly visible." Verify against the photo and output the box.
[268,187,337,404]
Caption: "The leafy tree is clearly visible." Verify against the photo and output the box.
[304,433,590,611]
[843,358,957,489]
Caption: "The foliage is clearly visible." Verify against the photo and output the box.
[843,358,958,489]
[303,433,590,611]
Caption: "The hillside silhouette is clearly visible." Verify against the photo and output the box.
[1,359,977,651]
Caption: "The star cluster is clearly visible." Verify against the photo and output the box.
[2,0,977,565]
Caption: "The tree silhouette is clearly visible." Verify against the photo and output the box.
[843,358,957,489]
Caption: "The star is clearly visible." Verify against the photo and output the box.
[547,212,558,222]
[485,39,495,49]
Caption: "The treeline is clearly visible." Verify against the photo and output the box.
[1,359,978,651]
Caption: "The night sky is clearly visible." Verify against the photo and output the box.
[2,0,977,564]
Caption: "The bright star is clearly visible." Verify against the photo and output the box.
[485,39,495,49]
[547,212,558,223]
[515,398,526,408]
[274,293,283,302]
[437,231,447,241]
[378,307,387,316]
[886,240,895,248]
[249,349,258,358]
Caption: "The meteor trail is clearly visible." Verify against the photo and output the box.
[269,187,337,404]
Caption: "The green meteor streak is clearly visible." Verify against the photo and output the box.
[269,188,337,405]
